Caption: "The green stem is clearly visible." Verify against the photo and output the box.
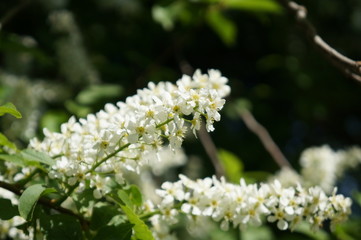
[89,143,131,173]
[156,118,174,128]
[55,182,80,206]
[140,202,184,221]
[140,210,161,220]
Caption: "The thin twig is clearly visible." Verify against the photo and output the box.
[0,180,89,229]
[0,0,31,30]
[239,109,292,169]
[198,123,226,178]
[276,0,361,83]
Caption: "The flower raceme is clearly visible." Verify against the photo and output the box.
[272,145,361,193]
[29,69,230,197]
[149,175,352,239]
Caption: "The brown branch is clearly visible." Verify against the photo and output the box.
[0,0,31,30]
[0,180,89,229]
[276,0,361,83]
[198,123,226,178]
[239,109,292,169]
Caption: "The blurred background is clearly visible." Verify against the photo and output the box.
[1,0,361,239]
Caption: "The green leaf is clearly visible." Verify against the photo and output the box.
[152,2,191,30]
[294,222,330,240]
[39,213,83,240]
[0,198,19,220]
[333,219,361,240]
[21,149,55,166]
[40,110,69,132]
[72,188,95,212]
[353,191,361,207]
[0,153,45,171]
[241,225,275,240]
[218,149,243,183]
[242,171,271,183]
[222,0,282,13]
[90,203,120,230]
[206,9,237,46]
[0,102,22,118]
[115,189,153,239]
[76,84,123,105]
[65,100,92,118]
[0,153,28,166]
[120,204,155,240]
[94,223,134,240]
[0,133,17,151]
[18,184,57,221]
[118,190,133,209]
[128,185,143,207]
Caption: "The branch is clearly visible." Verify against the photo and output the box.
[276,0,361,83]
[198,123,226,178]
[0,180,89,229]
[0,0,31,30]
[239,109,292,169]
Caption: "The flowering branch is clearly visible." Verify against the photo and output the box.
[276,0,361,83]
[148,175,351,239]
[29,69,231,198]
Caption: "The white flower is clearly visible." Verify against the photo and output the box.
[28,69,230,195]
[151,175,352,234]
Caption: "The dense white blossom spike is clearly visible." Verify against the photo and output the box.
[29,70,230,196]
[149,175,352,239]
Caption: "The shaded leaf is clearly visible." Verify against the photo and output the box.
[90,203,119,230]
[76,84,123,105]
[40,213,83,240]
[93,223,134,240]
[0,198,19,220]
[19,184,56,221]
[222,0,281,13]
[206,9,237,46]
[0,102,22,118]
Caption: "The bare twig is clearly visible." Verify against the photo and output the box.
[0,180,89,229]
[198,123,226,178]
[239,109,292,169]
[276,0,361,83]
[0,0,31,30]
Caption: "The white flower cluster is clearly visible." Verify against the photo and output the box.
[29,70,230,197]
[148,175,351,239]
[273,145,361,193]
